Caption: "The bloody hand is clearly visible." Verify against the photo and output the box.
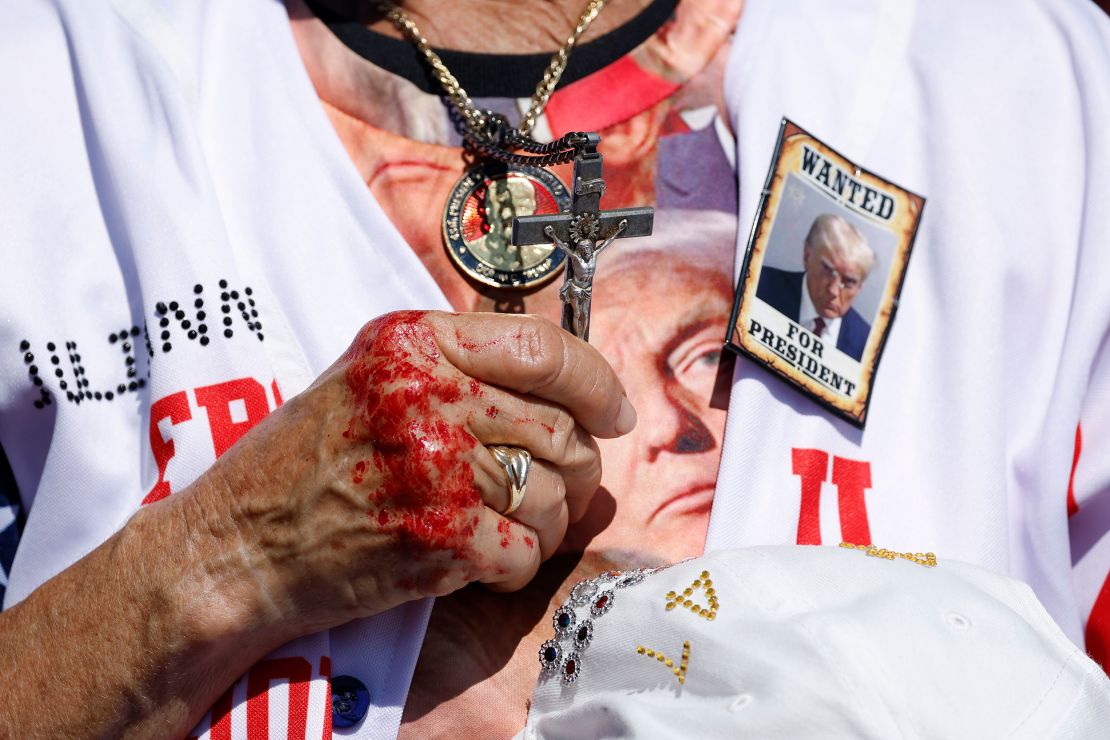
[185,310,636,636]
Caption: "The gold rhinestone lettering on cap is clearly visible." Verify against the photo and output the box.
[665,570,719,620]
[635,640,691,685]
[839,541,937,568]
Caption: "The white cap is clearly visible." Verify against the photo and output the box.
[519,545,1110,738]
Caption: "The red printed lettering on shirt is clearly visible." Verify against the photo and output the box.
[141,377,281,505]
[142,391,192,504]
[791,448,874,546]
[245,657,313,740]
[320,657,332,740]
[209,684,235,740]
[791,448,828,545]
[195,378,271,459]
[832,456,872,545]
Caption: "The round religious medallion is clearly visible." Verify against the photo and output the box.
[442,162,570,289]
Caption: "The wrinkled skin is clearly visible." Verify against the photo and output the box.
[219,310,636,636]
[401,251,736,738]
[0,310,635,739]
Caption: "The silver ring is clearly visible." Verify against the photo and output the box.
[489,445,531,516]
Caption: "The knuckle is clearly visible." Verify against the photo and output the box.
[534,473,567,531]
[581,451,602,490]
[542,506,569,559]
[512,317,567,391]
[547,408,578,460]
[350,310,440,363]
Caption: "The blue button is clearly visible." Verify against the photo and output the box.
[331,675,370,728]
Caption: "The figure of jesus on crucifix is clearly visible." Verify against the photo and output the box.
[544,215,627,341]
[512,134,654,343]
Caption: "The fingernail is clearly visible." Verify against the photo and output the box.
[615,396,637,435]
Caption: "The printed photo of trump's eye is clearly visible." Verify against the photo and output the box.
[668,327,724,401]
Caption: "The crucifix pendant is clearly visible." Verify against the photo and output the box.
[511,134,655,342]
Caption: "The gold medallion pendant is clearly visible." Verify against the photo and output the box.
[442,162,571,289]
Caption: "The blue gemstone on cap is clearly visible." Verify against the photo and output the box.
[331,675,370,728]
[544,646,558,662]
[558,613,571,628]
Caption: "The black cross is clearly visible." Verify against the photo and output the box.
[511,134,654,339]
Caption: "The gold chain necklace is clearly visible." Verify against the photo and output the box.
[375,0,607,137]
[375,0,610,290]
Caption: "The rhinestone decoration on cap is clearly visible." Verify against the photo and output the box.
[553,605,576,637]
[590,590,615,617]
[665,570,719,621]
[573,619,594,650]
[538,566,660,684]
[636,640,691,685]
[562,651,582,684]
[539,639,563,672]
[570,579,599,606]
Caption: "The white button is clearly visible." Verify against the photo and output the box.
[945,611,971,630]
[729,693,753,712]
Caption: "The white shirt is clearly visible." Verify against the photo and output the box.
[2,1,1110,738]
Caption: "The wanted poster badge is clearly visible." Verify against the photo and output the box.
[726,120,925,427]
